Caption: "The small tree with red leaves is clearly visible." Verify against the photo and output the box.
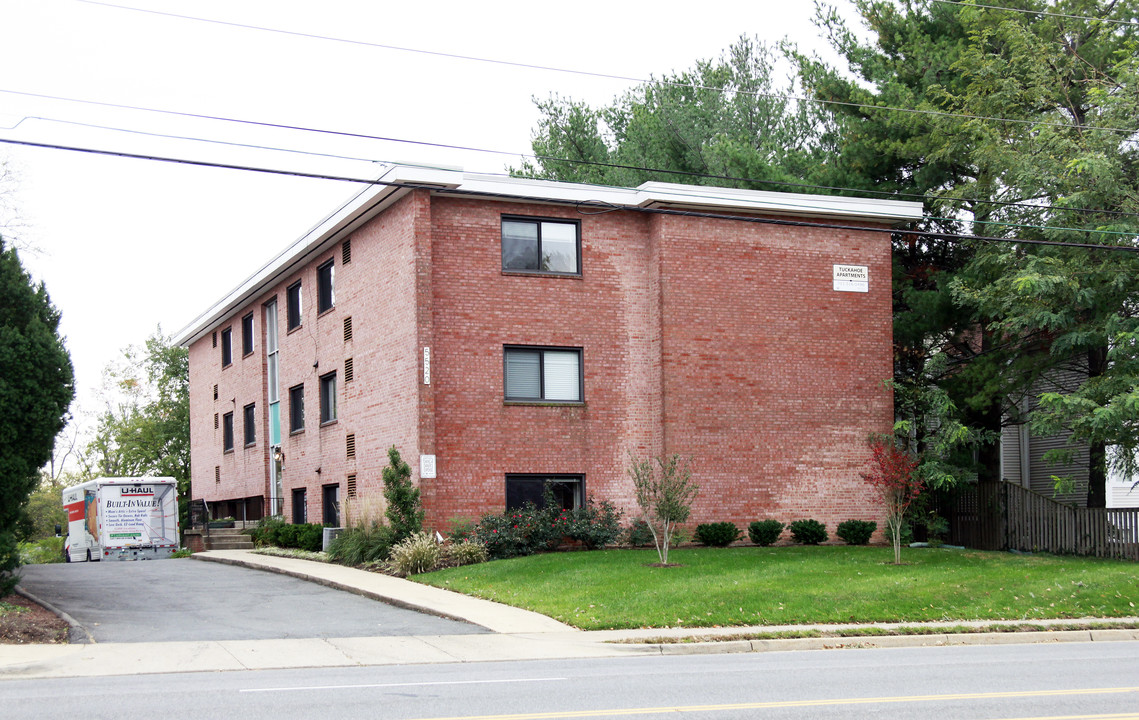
[862,436,922,565]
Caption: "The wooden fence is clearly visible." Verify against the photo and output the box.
[943,481,1139,561]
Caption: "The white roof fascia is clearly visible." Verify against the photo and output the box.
[174,165,923,347]
[634,181,925,222]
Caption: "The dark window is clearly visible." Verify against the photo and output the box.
[241,313,254,355]
[292,488,306,524]
[287,281,302,331]
[222,412,234,452]
[505,475,582,511]
[322,484,340,526]
[504,346,582,402]
[501,218,580,274]
[289,384,305,433]
[317,259,335,314]
[320,371,337,424]
[243,403,256,446]
[220,328,232,366]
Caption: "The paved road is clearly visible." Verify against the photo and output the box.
[4,640,1139,719]
[17,559,487,643]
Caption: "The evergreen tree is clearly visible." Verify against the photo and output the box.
[0,238,73,592]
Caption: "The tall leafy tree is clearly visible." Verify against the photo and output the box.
[84,331,190,520]
[515,36,841,191]
[0,237,73,592]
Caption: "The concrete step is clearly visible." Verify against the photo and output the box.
[205,537,255,550]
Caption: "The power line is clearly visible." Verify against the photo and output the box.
[2,134,1136,253]
[930,0,1139,27]
[70,0,1139,135]
[5,87,1139,223]
[11,115,385,166]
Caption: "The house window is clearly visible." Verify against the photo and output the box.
[220,328,232,367]
[505,475,583,511]
[287,281,302,331]
[501,217,580,274]
[222,412,234,452]
[317,259,335,314]
[504,346,582,402]
[241,313,254,356]
[320,371,337,424]
[243,403,256,446]
[289,384,304,433]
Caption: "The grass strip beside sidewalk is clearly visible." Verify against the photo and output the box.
[415,545,1139,630]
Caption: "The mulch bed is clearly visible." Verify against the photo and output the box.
[0,593,70,644]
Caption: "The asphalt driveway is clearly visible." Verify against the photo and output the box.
[17,558,487,643]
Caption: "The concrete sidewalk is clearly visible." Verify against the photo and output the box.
[4,549,1138,680]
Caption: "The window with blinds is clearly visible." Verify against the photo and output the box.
[504,346,582,402]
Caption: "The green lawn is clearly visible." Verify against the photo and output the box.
[415,546,1139,630]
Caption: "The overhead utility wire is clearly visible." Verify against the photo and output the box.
[72,0,1139,135]
[5,87,1138,222]
[930,0,1139,26]
[8,115,384,165]
[2,134,1136,254]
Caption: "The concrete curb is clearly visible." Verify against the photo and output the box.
[14,585,94,645]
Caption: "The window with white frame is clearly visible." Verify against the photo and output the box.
[504,346,582,402]
[317,259,335,314]
[320,371,337,424]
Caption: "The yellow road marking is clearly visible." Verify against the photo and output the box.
[406,686,1139,720]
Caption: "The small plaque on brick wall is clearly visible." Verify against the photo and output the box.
[833,264,869,292]
[420,454,437,479]
[422,346,431,384]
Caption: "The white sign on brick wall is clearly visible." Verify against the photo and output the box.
[833,264,869,293]
[422,346,431,384]
[420,454,436,479]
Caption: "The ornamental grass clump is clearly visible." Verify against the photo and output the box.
[390,532,440,575]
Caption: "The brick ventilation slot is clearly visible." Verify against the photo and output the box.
[347,473,357,498]
[212,331,217,348]
[343,316,353,343]
[346,433,356,459]
[342,239,352,265]
[213,384,218,401]
[215,466,220,484]
[344,357,354,383]
[214,413,218,430]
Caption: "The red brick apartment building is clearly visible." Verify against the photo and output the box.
[174,164,922,531]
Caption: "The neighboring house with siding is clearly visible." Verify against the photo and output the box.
[173,164,923,530]
[1000,365,1138,508]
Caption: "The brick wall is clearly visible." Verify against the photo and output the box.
[189,190,894,533]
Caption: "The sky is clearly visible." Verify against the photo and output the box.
[0,0,851,457]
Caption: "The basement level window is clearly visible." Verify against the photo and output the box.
[506,475,582,511]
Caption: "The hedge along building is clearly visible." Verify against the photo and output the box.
[174,164,922,531]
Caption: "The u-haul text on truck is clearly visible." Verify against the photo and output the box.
[62,477,180,561]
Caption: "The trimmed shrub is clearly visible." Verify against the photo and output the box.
[624,519,654,547]
[747,520,784,546]
[390,532,440,575]
[836,519,877,546]
[789,519,828,545]
[446,517,476,543]
[327,522,396,565]
[694,522,741,547]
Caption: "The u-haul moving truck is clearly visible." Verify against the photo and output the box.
[62,477,180,561]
